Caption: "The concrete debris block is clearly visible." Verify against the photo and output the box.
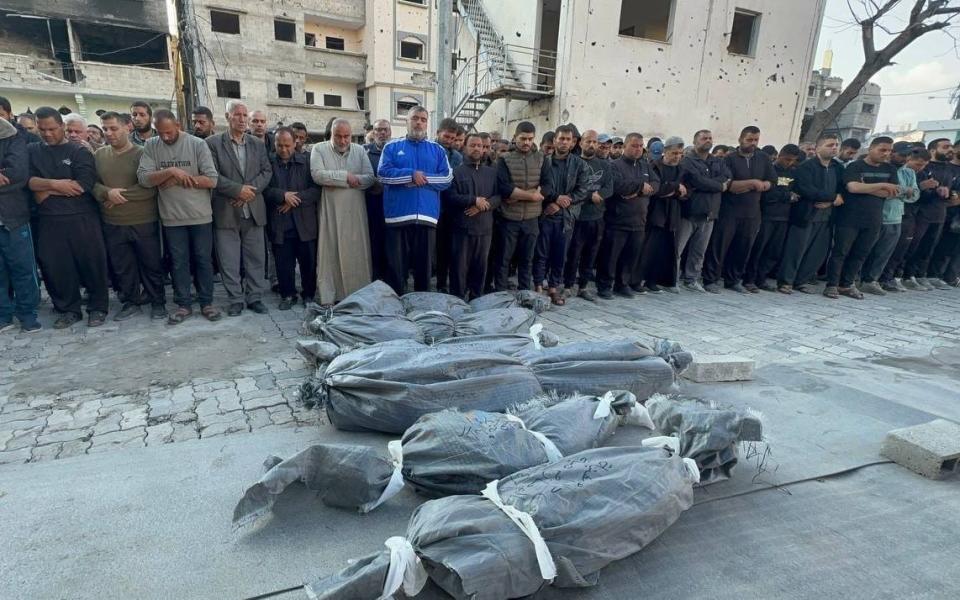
[682,355,754,383]
[881,419,960,480]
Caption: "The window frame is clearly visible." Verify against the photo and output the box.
[274,19,296,43]
[616,0,675,44]
[210,10,241,35]
[216,79,241,99]
[399,38,425,62]
[323,94,343,108]
[277,83,293,99]
[325,36,346,51]
[306,91,316,105]
[727,9,761,57]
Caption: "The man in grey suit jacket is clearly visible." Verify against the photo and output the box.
[206,100,273,316]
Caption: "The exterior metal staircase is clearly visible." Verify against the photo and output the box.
[453,0,556,130]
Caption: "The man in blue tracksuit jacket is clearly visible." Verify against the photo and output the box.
[377,106,453,294]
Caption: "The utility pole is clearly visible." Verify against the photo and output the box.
[436,0,454,120]
[175,0,209,118]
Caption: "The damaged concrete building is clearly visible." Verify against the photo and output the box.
[450,0,828,145]
[0,0,175,118]
[186,0,439,137]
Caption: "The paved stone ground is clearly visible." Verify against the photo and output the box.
[2,282,959,466]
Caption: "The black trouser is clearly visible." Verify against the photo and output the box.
[903,215,943,279]
[880,214,916,283]
[365,193,387,282]
[596,228,644,292]
[827,223,881,287]
[778,221,832,287]
[434,211,453,291]
[495,217,539,291]
[636,226,678,288]
[103,222,165,306]
[385,223,436,295]
[273,232,317,300]
[930,222,960,282]
[164,223,214,308]
[744,219,789,286]
[449,231,491,299]
[36,213,109,316]
[702,215,760,286]
[563,218,603,288]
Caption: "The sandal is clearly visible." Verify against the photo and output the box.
[201,305,222,321]
[549,290,566,306]
[167,306,192,325]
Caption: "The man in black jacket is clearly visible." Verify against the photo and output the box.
[743,144,803,292]
[678,130,731,292]
[563,129,613,301]
[0,117,40,333]
[777,134,844,294]
[533,124,588,304]
[637,136,686,293]
[444,133,502,299]
[264,128,320,310]
[702,126,777,294]
[364,119,391,282]
[901,138,955,290]
[596,132,660,299]
[28,107,109,329]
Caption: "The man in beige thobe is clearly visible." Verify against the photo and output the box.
[310,119,375,305]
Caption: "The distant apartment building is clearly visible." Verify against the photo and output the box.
[189,0,439,137]
[0,0,175,118]
[449,0,828,145]
[803,49,881,142]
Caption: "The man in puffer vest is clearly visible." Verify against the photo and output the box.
[377,106,453,294]
[493,121,552,291]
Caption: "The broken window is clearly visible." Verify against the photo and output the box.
[278,83,293,99]
[326,36,345,51]
[357,88,366,111]
[305,32,317,47]
[216,79,241,99]
[211,10,240,35]
[323,94,342,108]
[306,91,315,105]
[71,22,169,69]
[727,9,760,56]
[618,0,673,42]
[861,103,875,114]
[400,38,424,61]
[396,96,419,117]
[275,19,296,42]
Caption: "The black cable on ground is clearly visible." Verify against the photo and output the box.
[693,459,894,507]
[241,583,305,600]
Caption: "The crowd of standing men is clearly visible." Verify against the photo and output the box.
[1,94,959,334]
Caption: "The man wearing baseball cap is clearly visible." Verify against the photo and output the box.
[597,133,612,160]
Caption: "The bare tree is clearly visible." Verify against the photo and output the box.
[802,0,960,141]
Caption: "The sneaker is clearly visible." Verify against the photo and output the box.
[114,302,141,321]
[20,321,42,334]
[948,277,960,288]
[629,285,647,296]
[880,280,900,293]
[150,304,168,320]
[644,284,664,294]
[915,277,934,291]
[838,286,864,300]
[87,311,107,327]
[564,285,578,298]
[278,297,294,311]
[614,286,636,299]
[894,278,909,292]
[796,284,818,294]
[928,278,952,290]
[760,280,778,292]
[227,302,244,317]
[578,288,597,302]
[777,284,793,295]
[860,281,886,296]
[53,313,82,329]
[0,321,15,334]
[823,286,839,299]
[729,282,749,294]
[683,281,706,293]
[742,283,760,294]
[703,282,722,294]
[597,288,614,300]
[663,286,680,294]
